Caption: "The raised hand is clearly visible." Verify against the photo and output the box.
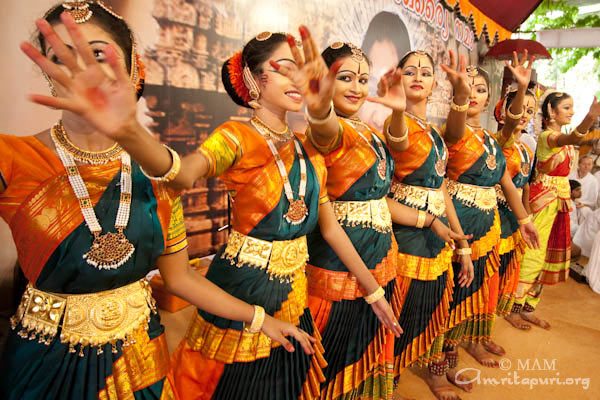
[505,50,535,90]
[271,25,341,119]
[366,68,406,113]
[520,221,540,249]
[588,96,600,119]
[20,13,138,139]
[370,297,403,337]
[430,218,473,245]
[261,315,317,354]
[441,50,469,100]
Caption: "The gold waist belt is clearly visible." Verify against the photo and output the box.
[10,279,156,356]
[222,230,308,283]
[495,185,522,208]
[537,174,570,198]
[447,180,497,211]
[332,197,392,233]
[390,182,446,217]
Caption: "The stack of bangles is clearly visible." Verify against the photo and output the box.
[140,144,182,183]
[306,101,335,125]
[244,305,266,333]
[386,122,408,143]
[415,210,436,229]
[450,98,469,112]
[518,215,532,225]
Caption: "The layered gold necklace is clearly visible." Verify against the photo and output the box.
[51,121,135,269]
[342,117,388,181]
[406,111,447,176]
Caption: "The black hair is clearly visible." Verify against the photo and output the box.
[474,67,490,90]
[39,3,134,74]
[397,50,435,70]
[321,43,371,69]
[541,91,572,128]
[504,86,537,112]
[222,33,287,108]
[361,11,410,61]
[569,179,581,191]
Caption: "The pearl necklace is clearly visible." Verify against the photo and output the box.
[51,122,135,270]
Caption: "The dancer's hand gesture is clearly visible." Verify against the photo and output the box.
[588,96,600,119]
[505,50,535,90]
[261,315,317,354]
[520,221,541,249]
[21,13,138,140]
[430,219,473,244]
[371,297,403,337]
[441,50,469,101]
[367,68,406,113]
[271,25,341,120]
[457,253,474,288]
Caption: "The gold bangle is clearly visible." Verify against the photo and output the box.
[455,247,472,256]
[518,215,532,225]
[506,106,524,120]
[307,101,334,125]
[573,128,588,138]
[450,98,469,112]
[364,286,385,304]
[244,305,265,333]
[415,210,427,229]
[140,144,181,183]
[386,123,409,143]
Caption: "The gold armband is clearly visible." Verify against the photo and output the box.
[140,145,181,183]
[455,247,472,256]
[518,215,532,225]
[244,305,266,333]
[364,286,385,304]
[450,98,469,112]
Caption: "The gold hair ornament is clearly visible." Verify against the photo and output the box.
[242,65,261,109]
[62,1,93,23]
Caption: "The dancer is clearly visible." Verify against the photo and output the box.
[492,69,538,331]
[1,3,316,399]
[276,39,468,400]
[514,91,600,329]
[79,25,400,399]
[442,52,539,375]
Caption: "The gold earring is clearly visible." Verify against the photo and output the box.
[42,72,57,97]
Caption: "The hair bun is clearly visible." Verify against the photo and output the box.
[222,52,251,108]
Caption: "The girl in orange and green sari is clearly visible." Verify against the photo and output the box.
[282,43,464,400]
[492,86,537,329]
[5,5,321,400]
[111,28,400,400]
[514,91,600,329]
[443,55,539,377]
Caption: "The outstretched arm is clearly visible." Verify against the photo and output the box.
[441,51,470,146]
[554,97,600,147]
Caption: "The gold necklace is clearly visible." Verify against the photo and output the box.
[405,112,447,177]
[342,117,388,181]
[251,116,292,142]
[404,111,428,126]
[52,121,123,165]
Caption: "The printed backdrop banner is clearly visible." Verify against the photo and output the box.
[116,0,509,257]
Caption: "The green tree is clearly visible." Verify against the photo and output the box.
[522,0,600,78]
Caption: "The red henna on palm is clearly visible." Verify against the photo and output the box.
[86,87,108,109]
[309,79,319,93]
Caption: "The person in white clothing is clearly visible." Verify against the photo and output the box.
[568,155,598,217]
[583,230,600,294]
[573,208,600,258]
[570,180,582,238]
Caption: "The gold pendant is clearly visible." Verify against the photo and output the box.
[486,155,497,170]
[521,162,530,176]
[435,159,446,176]
[377,159,387,181]
[84,230,135,270]
[285,199,308,225]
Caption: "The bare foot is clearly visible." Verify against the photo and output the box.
[505,312,532,330]
[520,311,551,330]
[465,343,499,367]
[483,340,506,356]
[425,373,461,400]
[446,367,474,393]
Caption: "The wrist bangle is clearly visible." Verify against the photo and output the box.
[386,123,409,143]
[450,98,469,112]
[573,128,588,138]
[427,215,437,228]
[140,144,181,183]
[518,215,532,225]
[364,286,385,304]
[307,101,334,125]
[415,210,427,229]
[456,247,472,256]
[244,305,266,333]
[506,106,524,120]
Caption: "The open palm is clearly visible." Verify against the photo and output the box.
[367,68,406,112]
[272,26,340,118]
[21,13,138,139]
[441,50,469,99]
[505,50,535,89]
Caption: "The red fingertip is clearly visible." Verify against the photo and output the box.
[269,60,280,70]
[299,25,308,40]
[286,34,296,47]
[331,59,343,73]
